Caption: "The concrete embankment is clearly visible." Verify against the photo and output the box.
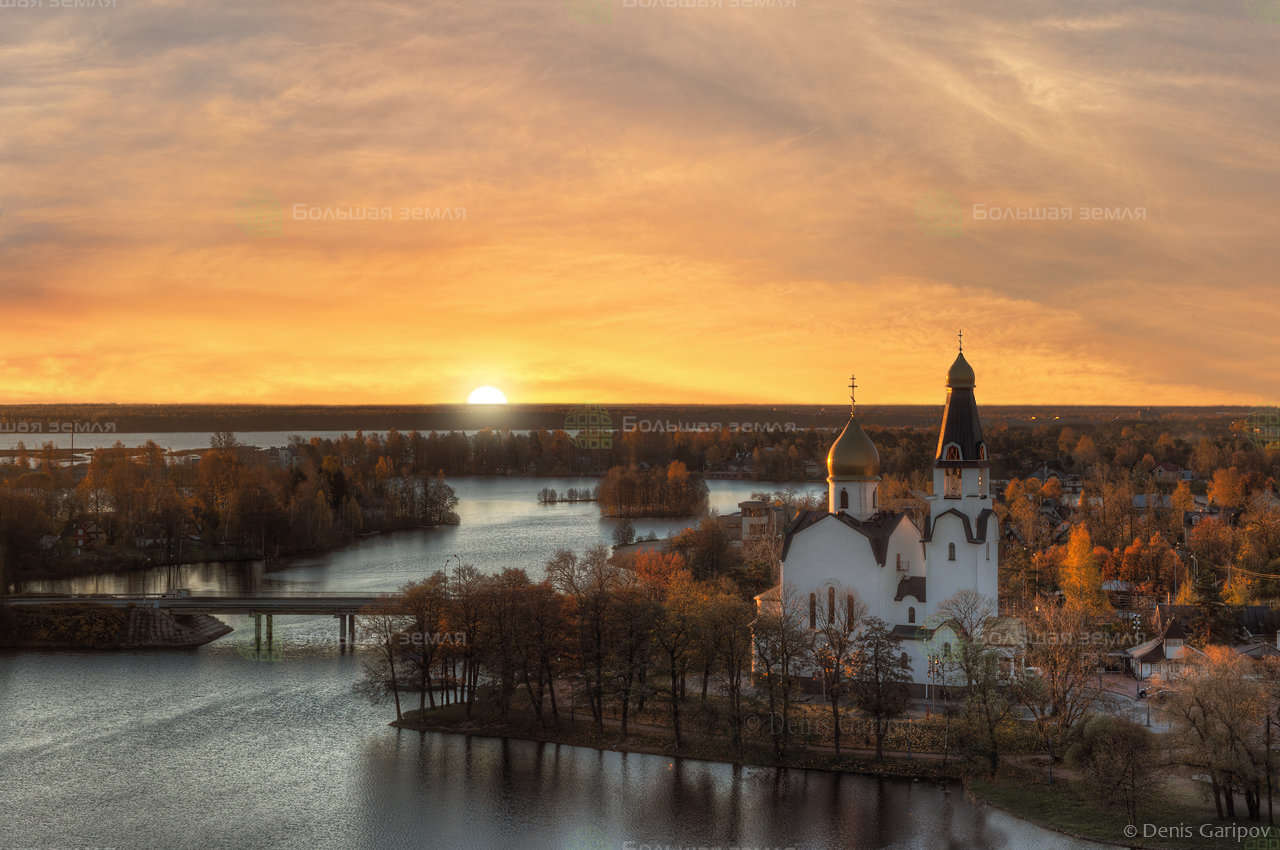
[0,604,232,649]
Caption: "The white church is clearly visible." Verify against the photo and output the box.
[755,346,1000,691]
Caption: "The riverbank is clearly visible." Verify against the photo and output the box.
[9,517,462,586]
[393,699,1270,850]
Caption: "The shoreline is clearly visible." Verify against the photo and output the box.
[391,712,960,782]
[394,711,1247,850]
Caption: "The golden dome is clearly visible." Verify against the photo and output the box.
[827,416,880,479]
[947,352,975,389]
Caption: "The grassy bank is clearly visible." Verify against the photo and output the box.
[966,764,1278,849]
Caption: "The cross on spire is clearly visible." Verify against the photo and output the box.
[957,328,964,352]
[848,374,857,413]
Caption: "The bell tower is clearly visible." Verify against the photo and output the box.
[925,334,998,613]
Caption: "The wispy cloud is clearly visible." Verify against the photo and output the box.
[0,0,1276,403]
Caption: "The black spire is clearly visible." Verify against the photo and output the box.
[936,347,986,465]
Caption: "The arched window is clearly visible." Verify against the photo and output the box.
[828,587,835,624]
[978,469,987,497]
[839,488,849,510]
[908,606,916,624]
[895,553,902,570]
[986,542,990,561]
[945,468,962,498]
[945,445,961,461]
[948,542,956,561]
[872,489,877,509]
[809,593,816,630]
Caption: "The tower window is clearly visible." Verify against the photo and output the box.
[809,593,816,630]
[945,468,961,498]
[908,607,916,624]
[828,587,835,624]
[978,469,987,497]
[986,542,990,561]
[945,445,961,461]
[948,542,956,561]
[839,488,848,510]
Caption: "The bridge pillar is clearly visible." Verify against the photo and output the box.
[266,614,273,649]
[348,615,356,647]
[254,613,262,654]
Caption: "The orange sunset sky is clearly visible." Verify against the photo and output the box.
[1,0,1277,406]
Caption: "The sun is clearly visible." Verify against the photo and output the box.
[466,385,508,405]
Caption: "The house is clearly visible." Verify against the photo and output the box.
[718,499,794,545]
[1153,462,1193,484]
[1127,616,1203,681]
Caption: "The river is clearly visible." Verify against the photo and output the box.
[1,477,1106,849]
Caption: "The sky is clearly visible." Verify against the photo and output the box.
[1,0,1277,406]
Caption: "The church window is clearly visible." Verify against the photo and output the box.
[978,469,987,497]
[908,607,916,624]
[944,468,961,498]
[945,445,960,461]
[895,553,902,571]
[872,489,877,509]
[986,542,990,561]
[828,587,835,624]
[948,542,956,561]
[809,593,816,630]
[839,488,848,510]
[943,642,951,657]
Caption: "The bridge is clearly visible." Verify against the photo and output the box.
[0,592,401,652]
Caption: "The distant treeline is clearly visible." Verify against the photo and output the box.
[1,403,1246,435]
[0,432,459,585]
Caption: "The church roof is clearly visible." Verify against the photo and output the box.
[781,509,909,567]
[921,507,997,543]
[894,576,926,603]
[935,352,986,466]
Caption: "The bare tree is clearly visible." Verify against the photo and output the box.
[358,597,411,721]
[751,583,810,757]
[809,585,866,757]
[1013,599,1103,779]
[849,617,912,761]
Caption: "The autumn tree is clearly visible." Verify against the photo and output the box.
[1061,525,1110,615]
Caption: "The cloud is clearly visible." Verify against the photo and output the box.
[0,0,1275,403]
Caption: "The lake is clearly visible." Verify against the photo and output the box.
[1,476,1106,849]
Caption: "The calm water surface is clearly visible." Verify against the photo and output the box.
[2,477,1105,849]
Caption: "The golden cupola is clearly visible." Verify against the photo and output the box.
[827,374,880,480]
